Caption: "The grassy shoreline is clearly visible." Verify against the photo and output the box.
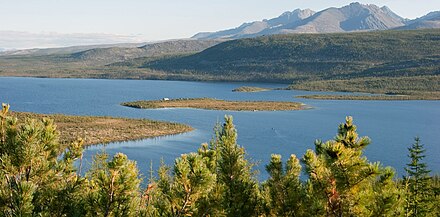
[122,98,305,111]
[232,86,270,92]
[11,111,193,146]
[296,94,439,100]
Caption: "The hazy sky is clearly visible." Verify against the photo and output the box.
[1,0,439,41]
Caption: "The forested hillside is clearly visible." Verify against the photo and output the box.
[146,30,439,81]
[143,29,440,97]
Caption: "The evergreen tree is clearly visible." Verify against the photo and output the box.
[404,137,433,216]
[0,104,86,216]
[263,154,304,216]
[85,152,141,217]
[146,153,216,217]
[215,116,262,217]
[302,116,403,216]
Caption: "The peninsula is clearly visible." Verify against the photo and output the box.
[11,112,193,146]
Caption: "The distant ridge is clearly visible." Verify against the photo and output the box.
[67,40,222,64]
[396,11,440,30]
[192,2,437,39]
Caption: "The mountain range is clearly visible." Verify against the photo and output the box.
[192,2,440,39]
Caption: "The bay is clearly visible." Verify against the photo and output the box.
[1,77,439,180]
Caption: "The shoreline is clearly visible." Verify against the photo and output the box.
[11,111,193,146]
[122,98,306,111]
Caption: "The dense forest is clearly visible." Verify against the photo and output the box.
[1,103,439,216]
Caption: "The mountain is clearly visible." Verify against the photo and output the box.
[397,11,440,30]
[192,2,408,39]
[192,9,315,39]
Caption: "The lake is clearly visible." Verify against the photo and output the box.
[1,77,439,180]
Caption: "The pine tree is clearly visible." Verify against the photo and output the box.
[302,116,403,216]
[404,137,433,216]
[0,104,86,216]
[264,154,304,216]
[146,153,217,217]
[215,116,262,217]
[86,152,141,217]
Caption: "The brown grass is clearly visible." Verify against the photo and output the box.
[122,98,305,111]
[232,86,270,92]
[11,112,193,146]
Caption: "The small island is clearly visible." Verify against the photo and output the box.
[122,98,305,111]
[232,86,270,92]
[12,112,192,146]
[296,94,437,100]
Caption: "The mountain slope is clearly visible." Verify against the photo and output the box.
[192,9,315,39]
[193,3,407,39]
[397,11,440,30]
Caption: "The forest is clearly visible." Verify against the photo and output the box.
[1,103,439,216]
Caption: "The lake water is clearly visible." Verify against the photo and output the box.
[1,77,439,180]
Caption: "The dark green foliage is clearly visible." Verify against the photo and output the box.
[0,103,86,216]
[404,138,434,216]
[263,154,304,216]
[144,153,217,216]
[85,152,141,217]
[215,116,262,217]
[302,116,404,216]
[146,30,440,81]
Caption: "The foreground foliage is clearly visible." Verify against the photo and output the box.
[0,104,438,216]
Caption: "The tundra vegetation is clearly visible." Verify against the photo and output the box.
[0,103,439,216]
[122,98,305,111]
[11,111,192,146]
[232,86,270,92]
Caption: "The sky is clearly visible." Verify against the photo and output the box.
[0,0,439,49]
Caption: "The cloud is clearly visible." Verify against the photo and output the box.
[0,31,148,50]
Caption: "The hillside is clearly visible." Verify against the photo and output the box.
[66,40,222,65]
[397,11,440,30]
[147,30,440,80]
[144,29,440,97]
[0,39,222,79]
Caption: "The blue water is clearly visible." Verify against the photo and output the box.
[1,77,439,180]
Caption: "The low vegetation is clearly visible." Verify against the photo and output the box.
[289,75,440,100]
[296,94,434,100]
[1,104,439,216]
[122,97,305,111]
[232,86,270,92]
[11,111,192,146]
